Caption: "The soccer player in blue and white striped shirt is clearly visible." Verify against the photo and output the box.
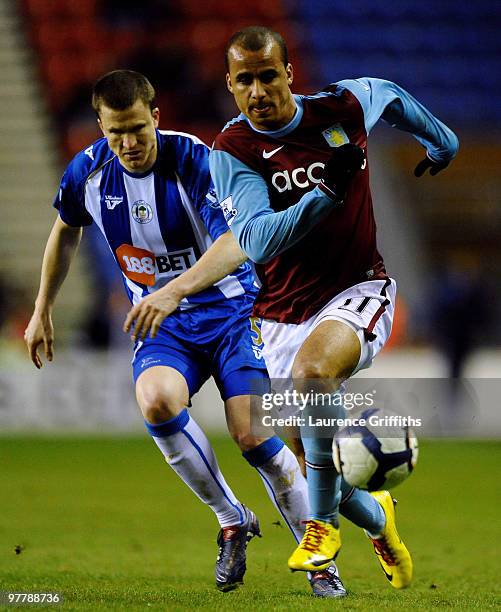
[24,70,315,593]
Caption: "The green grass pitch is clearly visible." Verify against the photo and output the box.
[1,437,500,610]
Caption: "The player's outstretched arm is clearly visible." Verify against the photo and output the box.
[337,78,459,175]
[124,230,247,341]
[24,216,82,368]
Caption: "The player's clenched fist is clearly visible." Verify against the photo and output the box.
[123,286,183,342]
[319,143,366,202]
[24,310,54,369]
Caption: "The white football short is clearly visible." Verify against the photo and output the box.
[261,278,397,380]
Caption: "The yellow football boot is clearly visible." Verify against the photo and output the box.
[368,490,413,589]
[288,519,341,572]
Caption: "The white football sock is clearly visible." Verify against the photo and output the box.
[146,409,245,528]
[244,438,308,543]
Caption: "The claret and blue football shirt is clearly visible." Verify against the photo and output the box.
[210,78,459,324]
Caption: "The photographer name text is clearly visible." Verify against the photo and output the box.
[261,414,422,428]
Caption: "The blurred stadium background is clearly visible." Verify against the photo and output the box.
[1,0,500,434]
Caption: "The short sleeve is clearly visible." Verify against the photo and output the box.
[196,183,232,240]
[53,158,93,227]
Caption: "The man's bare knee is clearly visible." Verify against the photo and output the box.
[137,388,182,424]
[292,321,361,387]
[292,360,327,381]
[136,366,189,424]
[292,361,346,395]
[141,399,171,424]
[136,384,184,424]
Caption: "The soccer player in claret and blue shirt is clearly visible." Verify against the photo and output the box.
[210,26,459,593]
[24,70,341,595]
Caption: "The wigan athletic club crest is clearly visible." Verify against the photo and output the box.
[322,123,350,148]
[132,200,153,224]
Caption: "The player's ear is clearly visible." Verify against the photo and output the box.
[286,63,294,86]
[97,117,104,135]
[226,73,234,94]
[151,107,160,127]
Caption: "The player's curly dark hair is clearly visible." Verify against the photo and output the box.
[225,26,288,70]
[92,70,156,117]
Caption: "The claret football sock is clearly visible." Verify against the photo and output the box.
[243,436,308,543]
[145,408,245,527]
[339,481,386,535]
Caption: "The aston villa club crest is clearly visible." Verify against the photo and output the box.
[322,124,349,148]
[132,200,153,224]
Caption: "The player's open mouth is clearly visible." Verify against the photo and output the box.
[252,106,271,115]
[124,151,142,159]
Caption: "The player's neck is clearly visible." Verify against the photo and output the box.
[281,96,297,128]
